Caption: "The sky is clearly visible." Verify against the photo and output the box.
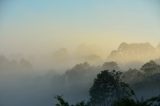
[1,1,160,105]
[0,0,160,56]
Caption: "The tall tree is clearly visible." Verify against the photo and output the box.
[89,70,135,106]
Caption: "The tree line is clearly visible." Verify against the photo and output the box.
[55,60,160,106]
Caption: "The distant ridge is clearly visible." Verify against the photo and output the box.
[107,42,160,63]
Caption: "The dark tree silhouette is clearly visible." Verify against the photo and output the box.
[102,61,119,71]
[113,98,147,106]
[113,95,160,106]
[141,60,160,74]
[55,64,160,106]
[89,70,135,106]
[55,96,69,106]
[55,95,88,106]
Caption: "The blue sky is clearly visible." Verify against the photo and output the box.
[1,0,159,26]
[0,0,160,55]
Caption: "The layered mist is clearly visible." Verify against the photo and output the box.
[0,42,160,106]
[1,0,160,105]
